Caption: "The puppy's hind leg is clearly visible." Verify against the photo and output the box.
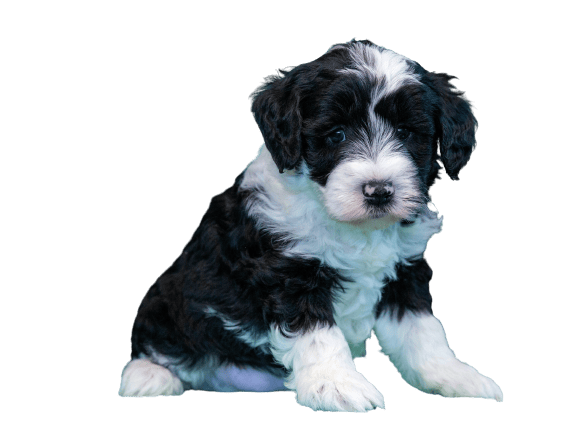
[119,357,184,397]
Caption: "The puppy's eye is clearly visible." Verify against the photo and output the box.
[397,127,410,140]
[327,129,346,144]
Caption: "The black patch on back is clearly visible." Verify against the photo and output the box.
[130,174,345,376]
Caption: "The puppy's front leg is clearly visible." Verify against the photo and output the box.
[375,311,502,400]
[270,324,384,412]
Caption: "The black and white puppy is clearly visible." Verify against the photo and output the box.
[119,40,502,411]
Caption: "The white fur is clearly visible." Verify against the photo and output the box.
[270,324,384,411]
[321,148,421,222]
[250,118,496,403]
[119,357,184,397]
[145,349,220,390]
[320,90,423,223]
[374,311,503,401]
[333,43,419,97]
[120,41,501,407]
[242,146,442,352]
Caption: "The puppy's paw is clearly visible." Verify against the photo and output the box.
[119,358,184,397]
[295,366,385,412]
[416,359,503,401]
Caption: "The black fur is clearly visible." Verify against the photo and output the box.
[130,174,344,377]
[251,47,353,175]
[126,40,478,391]
[251,39,475,190]
[375,259,434,321]
[421,70,477,180]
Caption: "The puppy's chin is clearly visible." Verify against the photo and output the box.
[322,196,412,230]
[332,212,401,230]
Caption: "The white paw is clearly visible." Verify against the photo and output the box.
[295,366,385,412]
[415,359,503,401]
[119,358,184,397]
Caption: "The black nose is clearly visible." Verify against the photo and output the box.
[362,180,394,206]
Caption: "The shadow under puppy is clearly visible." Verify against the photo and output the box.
[119,39,502,411]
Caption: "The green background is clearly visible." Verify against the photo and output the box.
[0,0,566,437]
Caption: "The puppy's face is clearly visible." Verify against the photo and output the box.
[252,40,477,224]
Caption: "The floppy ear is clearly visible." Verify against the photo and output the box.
[251,71,304,173]
[427,73,477,180]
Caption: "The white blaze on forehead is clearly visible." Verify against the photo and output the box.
[350,112,398,161]
[340,43,419,97]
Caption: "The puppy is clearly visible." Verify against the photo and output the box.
[119,40,502,411]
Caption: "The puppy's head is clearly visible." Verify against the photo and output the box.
[251,40,476,224]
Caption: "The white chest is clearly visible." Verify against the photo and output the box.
[241,150,442,350]
[330,233,401,348]
[285,212,443,351]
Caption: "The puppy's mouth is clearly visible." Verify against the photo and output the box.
[366,209,391,219]
[360,196,425,225]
